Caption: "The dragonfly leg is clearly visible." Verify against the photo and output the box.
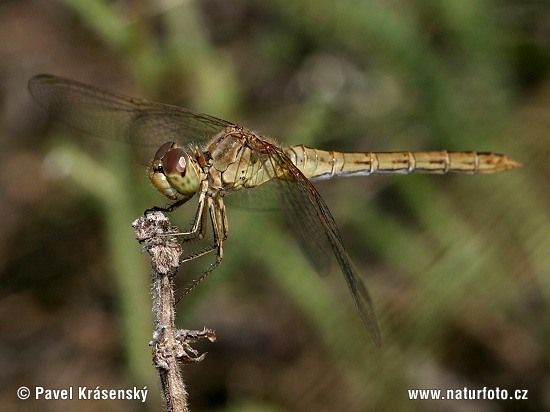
[162,180,210,242]
[177,188,209,241]
[176,195,226,303]
[144,198,187,214]
[216,195,228,241]
[177,195,224,266]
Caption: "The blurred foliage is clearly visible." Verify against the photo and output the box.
[1,0,549,411]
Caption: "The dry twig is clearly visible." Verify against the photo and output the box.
[133,212,216,412]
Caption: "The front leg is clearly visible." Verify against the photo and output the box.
[146,180,210,243]
[144,198,188,214]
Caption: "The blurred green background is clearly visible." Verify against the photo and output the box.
[0,0,548,411]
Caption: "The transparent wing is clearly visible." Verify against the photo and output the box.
[255,141,382,345]
[28,74,232,150]
[224,182,281,211]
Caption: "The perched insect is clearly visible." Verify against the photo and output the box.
[29,74,520,345]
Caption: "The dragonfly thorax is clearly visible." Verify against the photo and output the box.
[149,141,201,202]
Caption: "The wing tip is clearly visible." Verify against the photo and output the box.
[370,328,383,347]
[363,317,382,346]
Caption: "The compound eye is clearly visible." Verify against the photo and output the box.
[149,142,200,201]
[153,141,177,163]
[162,147,189,176]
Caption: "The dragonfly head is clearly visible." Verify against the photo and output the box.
[149,141,201,202]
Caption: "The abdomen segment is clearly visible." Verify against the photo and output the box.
[285,145,521,179]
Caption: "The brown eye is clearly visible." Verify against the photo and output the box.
[150,142,201,201]
[162,147,188,175]
[153,141,176,162]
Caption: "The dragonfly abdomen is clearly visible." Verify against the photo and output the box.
[286,145,521,179]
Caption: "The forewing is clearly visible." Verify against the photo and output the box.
[262,143,382,345]
[28,74,232,151]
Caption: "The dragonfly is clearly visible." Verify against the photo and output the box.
[28,74,520,346]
